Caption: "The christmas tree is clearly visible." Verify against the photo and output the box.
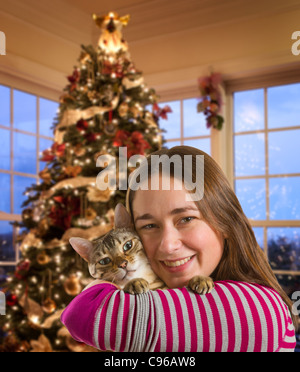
[0,12,170,352]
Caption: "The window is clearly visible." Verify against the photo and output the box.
[159,98,211,154]
[0,84,58,274]
[233,82,300,296]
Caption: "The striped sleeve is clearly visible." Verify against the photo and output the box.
[61,281,296,352]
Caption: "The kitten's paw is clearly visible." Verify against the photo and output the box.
[188,276,215,295]
[123,278,150,295]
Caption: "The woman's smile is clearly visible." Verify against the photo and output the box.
[160,254,196,272]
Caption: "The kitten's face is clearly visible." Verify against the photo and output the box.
[89,228,147,285]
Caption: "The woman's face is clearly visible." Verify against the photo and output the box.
[132,176,224,289]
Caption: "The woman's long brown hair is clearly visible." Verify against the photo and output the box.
[126,145,299,330]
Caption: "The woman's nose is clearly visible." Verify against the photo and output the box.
[158,226,181,255]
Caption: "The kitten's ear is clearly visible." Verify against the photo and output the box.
[69,238,93,262]
[114,203,133,229]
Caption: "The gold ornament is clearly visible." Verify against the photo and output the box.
[37,218,50,237]
[74,144,86,157]
[118,102,129,118]
[64,274,82,296]
[42,297,57,314]
[63,165,82,178]
[37,251,51,265]
[86,208,97,221]
[103,122,118,136]
[39,168,52,185]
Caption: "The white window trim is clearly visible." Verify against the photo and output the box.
[225,68,300,277]
[0,81,56,267]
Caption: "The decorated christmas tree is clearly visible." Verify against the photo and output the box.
[0,12,170,352]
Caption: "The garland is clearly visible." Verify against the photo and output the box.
[197,72,224,130]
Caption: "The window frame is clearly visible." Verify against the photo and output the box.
[158,84,213,152]
[0,83,56,267]
[225,69,300,278]
[159,97,212,150]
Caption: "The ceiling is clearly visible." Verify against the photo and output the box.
[1,0,300,95]
[61,0,300,44]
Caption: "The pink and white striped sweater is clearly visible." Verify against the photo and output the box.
[61,281,296,352]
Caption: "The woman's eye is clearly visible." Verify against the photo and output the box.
[142,224,156,230]
[181,217,195,224]
[99,257,111,265]
[123,240,133,252]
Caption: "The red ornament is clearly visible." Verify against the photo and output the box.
[41,143,66,162]
[49,196,81,230]
[15,260,30,280]
[153,103,172,120]
[6,294,18,307]
[76,119,89,132]
[113,130,151,158]
[67,69,80,92]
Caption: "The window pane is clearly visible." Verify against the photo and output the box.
[159,101,181,140]
[253,227,264,250]
[14,90,36,133]
[276,274,300,298]
[183,98,210,137]
[268,83,300,129]
[0,221,14,262]
[235,179,266,220]
[269,177,300,220]
[183,138,211,156]
[0,128,10,170]
[39,98,58,138]
[269,129,300,175]
[0,266,15,286]
[268,227,300,271]
[0,173,11,213]
[234,89,264,132]
[0,85,10,127]
[164,141,181,149]
[14,132,37,174]
[234,133,265,177]
[13,175,35,215]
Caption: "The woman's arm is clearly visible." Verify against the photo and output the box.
[61,281,296,352]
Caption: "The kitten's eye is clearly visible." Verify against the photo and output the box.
[99,257,111,265]
[123,240,133,252]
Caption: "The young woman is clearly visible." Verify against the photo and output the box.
[62,146,297,352]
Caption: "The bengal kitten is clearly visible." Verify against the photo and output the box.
[70,203,214,295]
